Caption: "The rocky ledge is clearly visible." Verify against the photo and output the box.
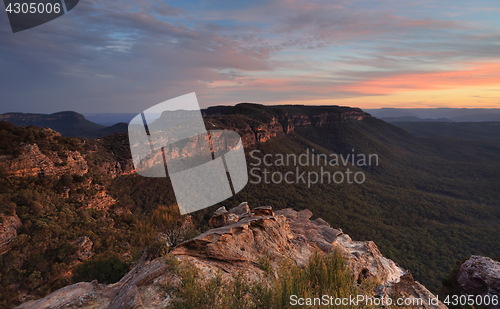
[17,204,446,309]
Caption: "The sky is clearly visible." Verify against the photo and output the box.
[1,0,500,114]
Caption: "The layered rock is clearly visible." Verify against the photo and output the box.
[295,110,369,128]
[0,144,88,177]
[458,255,500,309]
[208,203,250,228]
[253,117,284,143]
[16,282,102,309]
[17,205,445,309]
[203,107,371,148]
[0,214,22,255]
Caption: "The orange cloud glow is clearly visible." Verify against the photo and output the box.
[341,62,500,95]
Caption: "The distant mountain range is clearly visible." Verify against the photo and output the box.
[365,108,500,122]
[390,121,500,143]
[380,116,453,123]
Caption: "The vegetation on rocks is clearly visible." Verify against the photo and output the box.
[169,250,394,309]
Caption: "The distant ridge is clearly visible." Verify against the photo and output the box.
[83,122,128,138]
[381,116,453,123]
[365,108,500,122]
[392,121,500,143]
[84,113,136,126]
[0,111,125,138]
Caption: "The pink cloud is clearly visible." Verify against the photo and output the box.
[339,62,500,95]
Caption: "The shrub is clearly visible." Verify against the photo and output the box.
[257,251,274,277]
[169,250,360,309]
[72,252,128,284]
[146,240,169,259]
[152,205,199,249]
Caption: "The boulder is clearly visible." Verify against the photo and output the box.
[208,204,249,228]
[228,202,250,216]
[208,206,230,228]
[458,255,500,309]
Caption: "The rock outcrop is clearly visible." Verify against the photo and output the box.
[17,205,445,309]
[72,236,94,261]
[83,188,117,211]
[92,160,135,179]
[16,282,102,309]
[458,255,500,309]
[0,214,22,255]
[0,143,88,177]
[16,254,172,309]
[208,203,250,228]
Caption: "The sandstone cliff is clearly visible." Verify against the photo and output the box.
[0,143,88,177]
[204,105,371,148]
[16,205,445,309]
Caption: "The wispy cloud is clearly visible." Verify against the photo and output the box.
[0,0,499,112]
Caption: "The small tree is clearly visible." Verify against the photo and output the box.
[152,205,198,249]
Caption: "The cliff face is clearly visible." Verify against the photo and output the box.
[292,110,369,127]
[132,108,370,174]
[16,205,445,309]
[204,107,371,148]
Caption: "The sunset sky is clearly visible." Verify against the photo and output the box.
[1,0,500,113]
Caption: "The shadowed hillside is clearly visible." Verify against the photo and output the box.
[391,121,500,143]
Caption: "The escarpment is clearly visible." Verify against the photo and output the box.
[17,204,445,309]
[203,103,371,148]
